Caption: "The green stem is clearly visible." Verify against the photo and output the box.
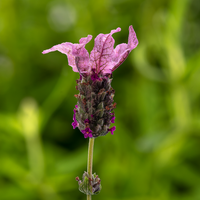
[87,137,95,200]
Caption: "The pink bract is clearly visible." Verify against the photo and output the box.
[42,26,138,75]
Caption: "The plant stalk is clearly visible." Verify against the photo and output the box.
[87,137,95,200]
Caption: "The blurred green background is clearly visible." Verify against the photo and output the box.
[0,0,200,199]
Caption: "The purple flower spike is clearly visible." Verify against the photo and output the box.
[43,26,138,138]
[108,126,116,135]
[111,116,115,123]
[81,128,93,138]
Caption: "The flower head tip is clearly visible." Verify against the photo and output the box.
[43,26,138,75]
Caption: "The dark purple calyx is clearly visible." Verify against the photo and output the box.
[73,74,116,138]
[91,73,100,82]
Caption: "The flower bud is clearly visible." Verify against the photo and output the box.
[76,172,102,195]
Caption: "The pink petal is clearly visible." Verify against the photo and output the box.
[43,42,78,71]
[88,133,93,138]
[72,35,93,73]
[42,35,92,73]
[128,25,139,49]
[90,27,121,74]
[112,25,138,72]
[84,134,88,138]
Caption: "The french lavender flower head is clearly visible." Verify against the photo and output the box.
[43,26,138,139]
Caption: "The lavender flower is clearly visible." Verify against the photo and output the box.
[108,126,116,135]
[43,26,138,138]
[81,127,93,138]
[72,107,78,129]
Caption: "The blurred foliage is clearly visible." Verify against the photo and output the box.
[0,0,200,199]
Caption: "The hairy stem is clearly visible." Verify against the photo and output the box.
[87,137,95,200]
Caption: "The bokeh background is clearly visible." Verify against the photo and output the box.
[0,0,200,199]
